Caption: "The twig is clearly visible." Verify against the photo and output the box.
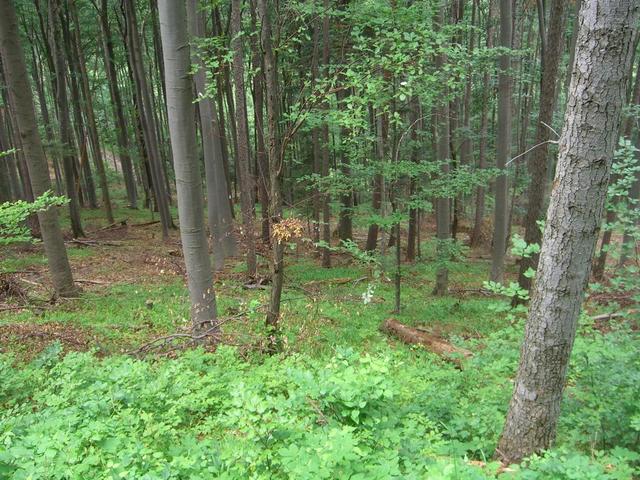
[74,279,110,285]
[505,140,558,167]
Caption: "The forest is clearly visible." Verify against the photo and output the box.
[0,0,639,478]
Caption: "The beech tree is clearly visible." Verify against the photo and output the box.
[0,0,77,297]
[496,0,639,463]
[489,0,511,283]
[158,0,217,332]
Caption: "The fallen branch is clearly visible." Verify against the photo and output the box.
[74,279,110,285]
[67,238,123,247]
[380,318,473,367]
[590,309,637,321]
[130,220,160,228]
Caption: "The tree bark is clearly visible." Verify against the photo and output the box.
[0,0,77,297]
[490,0,512,283]
[158,0,218,332]
[496,0,639,463]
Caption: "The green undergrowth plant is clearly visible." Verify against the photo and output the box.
[0,320,638,479]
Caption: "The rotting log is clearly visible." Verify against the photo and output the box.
[380,318,472,367]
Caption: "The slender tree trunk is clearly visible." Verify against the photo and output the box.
[250,0,270,243]
[471,0,494,247]
[496,0,638,463]
[0,1,77,297]
[123,0,173,239]
[49,0,84,238]
[490,0,512,283]
[98,0,137,209]
[231,0,257,279]
[434,9,450,296]
[186,0,237,270]
[258,0,284,349]
[158,0,217,333]
[320,0,331,268]
[70,1,113,223]
[517,0,566,292]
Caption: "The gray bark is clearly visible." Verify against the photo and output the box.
[497,0,639,463]
[0,0,77,297]
[158,0,217,331]
[124,0,173,239]
[186,0,237,270]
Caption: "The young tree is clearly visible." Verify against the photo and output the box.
[496,0,639,463]
[0,0,77,297]
[158,0,217,332]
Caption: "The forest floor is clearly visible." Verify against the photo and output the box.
[0,201,639,479]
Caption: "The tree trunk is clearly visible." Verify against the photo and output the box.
[70,1,113,223]
[123,0,173,239]
[320,0,331,268]
[434,12,450,296]
[490,0,512,283]
[517,0,566,292]
[98,0,138,209]
[0,0,77,297]
[49,0,85,238]
[496,0,638,463]
[470,0,494,247]
[250,0,270,244]
[158,0,218,333]
[231,0,257,279]
[258,0,284,350]
[186,0,237,270]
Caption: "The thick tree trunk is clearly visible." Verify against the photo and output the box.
[517,0,566,292]
[0,1,77,297]
[98,0,138,209]
[496,0,638,463]
[186,0,237,270]
[158,0,218,333]
[490,0,512,283]
[231,0,257,279]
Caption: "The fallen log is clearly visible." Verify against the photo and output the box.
[380,318,473,367]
